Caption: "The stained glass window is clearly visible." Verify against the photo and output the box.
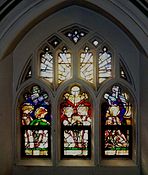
[20,85,51,157]
[98,47,112,83]
[40,47,53,83]
[57,46,72,84]
[101,85,132,158]
[80,47,94,83]
[60,86,91,158]
[18,26,135,162]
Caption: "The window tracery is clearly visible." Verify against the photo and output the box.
[48,35,62,48]
[62,26,88,44]
[17,25,134,163]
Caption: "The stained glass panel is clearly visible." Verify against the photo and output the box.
[80,47,94,83]
[40,47,53,83]
[98,47,112,83]
[21,85,51,126]
[20,85,51,157]
[23,129,49,156]
[61,86,91,158]
[102,85,132,158]
[105,129,130,156]
[58,47,72,84]
[63,128,90,157]
[103,85,132,126]
[60,86,91,126]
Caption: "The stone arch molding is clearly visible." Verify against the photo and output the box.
[0,0,148,61]
[9,1,141,173]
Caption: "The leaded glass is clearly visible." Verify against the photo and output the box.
[92,40,99,47]
[40,47,53,83]
[21,85,51,126]
[63,26,88,44]
[48,35,62,48]
[61,86,91,126]
[61,86,91,158]
[58,47,72,84]
[80,47,94,83]
[91,38,102,48]
[103,85,132,126]
[24,129,49,156]
[20,85,51,157]
[63,129,90,157]
[105,129,130,156]
[101,85,132,158]
[120,62,132,84]
[98,47,112,83]
[120,67,127,79]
